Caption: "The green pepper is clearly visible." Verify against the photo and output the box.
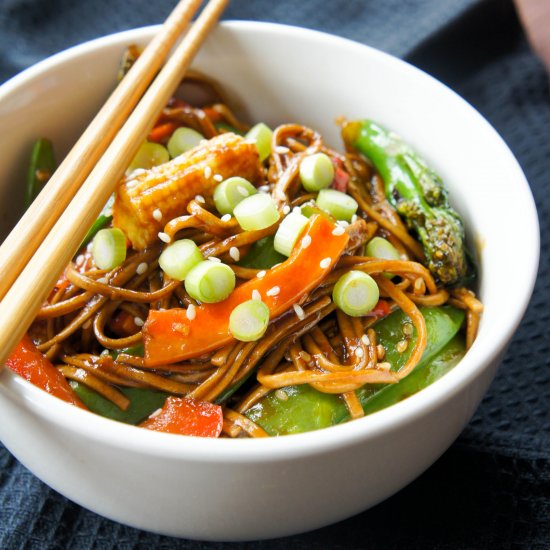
[237,235,286,270]
[343,120,474,287]
[246,305,465,435]
[70,382,168,424]
[25,138,56,208]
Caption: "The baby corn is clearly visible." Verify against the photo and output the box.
[113,133,262,250]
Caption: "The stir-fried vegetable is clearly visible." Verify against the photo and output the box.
[25,138,56,208]
[143,214,349,364]
[343,120,473,286]
[316,188,358,221]
[332,271,380,317]
[246,305,465,435]
[113,132,262,250]
[7,335,85,408]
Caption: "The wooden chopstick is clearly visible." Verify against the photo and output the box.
[0,0,204,302]
[0,0,229,367]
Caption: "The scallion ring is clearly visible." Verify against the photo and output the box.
[229,299,270,341]
[332,270,380,317]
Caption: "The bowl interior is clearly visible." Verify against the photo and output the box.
[0,22,539,453]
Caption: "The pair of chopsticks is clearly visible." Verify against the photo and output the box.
[0,0,229,368]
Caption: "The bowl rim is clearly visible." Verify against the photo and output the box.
[0,20,540,462]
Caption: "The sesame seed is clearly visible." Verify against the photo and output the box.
[252,289,262,301]
[149,407,162,419]
[293,303,305,320]
[376,344,386,360]
[100,349,110,356]
[97,277,108,284]
[136,262,148,275]
[302,235,312,248]
[275,145,290,154]
[197,110,206,119]
[299,351,312,362]
[275,389,289,401]
[258,185,270,193]
[237,185,249,196]
[403,322,414,336]
[378,362,392,372]
[134,317,144,327]
[332,226,345,236]
[152,208,162,222]
[158,232,171,243]
[82,320,92,330]
[213,174,224,182]
[351,214,358,223]
[220,213,232,222]
[257,270,266,279]
[207,256,221,263]
[229,246,240,261]
[336,220,349,227]
[361,334,370,346]
[292,206,302,215]
[204,166,212,179]
[194,194,205,204]
[282,205,291,215]
[266,286,280,297]
[355,347,364,358]
[320,257,331,269]
[186,304,196,320]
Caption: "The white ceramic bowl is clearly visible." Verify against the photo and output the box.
[0,22,539,541]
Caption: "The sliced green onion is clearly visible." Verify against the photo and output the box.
[158,239,204,281]
[274,212,309,256]
[365,236,400,279]
[245,123,273,162]
[365,237,400,260]
[332,270,379,317]
[233,193,279,231]
[167,127,204,158]
[127,141,169,172]
[80,194,115,250]
[299,153,334,192]
[184,261,236,303]
[213,177,257,215]
[316,188,358,222]
[229,299,270,341]
[92,228,127,270]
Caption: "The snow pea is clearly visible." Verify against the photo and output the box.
[69,343,167,424]
[25,138,56,208]
[245,305,465,435]
[237,235,286,270]
[69,383,168,425]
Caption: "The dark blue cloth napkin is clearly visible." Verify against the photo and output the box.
[1,1,548,548]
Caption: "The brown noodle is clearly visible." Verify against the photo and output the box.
[27,76,482,437]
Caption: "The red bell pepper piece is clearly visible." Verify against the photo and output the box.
[331,159,350,193]
[143,215,349,365]
[6,335,86,408]
[148,122,179,143]
[140,396,223,437]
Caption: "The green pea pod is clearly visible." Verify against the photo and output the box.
[70,382,168,424]
[237,235,286,270]
[25,138,56,208]
[79,194,115,250]
[246,305,465,435]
